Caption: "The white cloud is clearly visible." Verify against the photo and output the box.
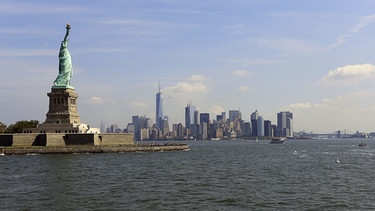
[188,74,207,81]
[320,63,375,84]
[352,14,375,32]
[165,82,208,93]
[287,102,325,109]
[329,14,375,49]
[86,96,104,105]
[164,75,209,94]
[130,102,148,109]
[238,85,254,92]
[232,70,250,76]
[288,91,375,111]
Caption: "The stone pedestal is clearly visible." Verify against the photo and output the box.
[45,88,81,126]
[23,88,82,133]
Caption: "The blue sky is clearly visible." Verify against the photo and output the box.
[2,0,375,133]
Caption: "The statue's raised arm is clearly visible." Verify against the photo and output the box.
[53,24,74,89]
[64,24,70,42]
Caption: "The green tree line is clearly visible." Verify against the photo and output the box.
[0,120,39,134]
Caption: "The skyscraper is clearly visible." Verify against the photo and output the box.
[277,111,293,137]
[250,110,259,120]
[229,110,241,122]
[257,116,264,137]
[185,101,196,128]
[194,110,199,125]
[100,119,105,133]
[200,113,210,139]
[156,83,163,129]
[251,110,259,137]
[264,120,272,137]
[200,113,210,125]
[132,115,140,140]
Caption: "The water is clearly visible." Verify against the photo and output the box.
[1,139,375,210]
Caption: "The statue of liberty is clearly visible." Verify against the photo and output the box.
[53,24,73,89]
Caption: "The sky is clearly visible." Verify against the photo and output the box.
[2,0,375,134]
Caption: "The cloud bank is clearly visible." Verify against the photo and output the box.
[164,74,209,94]
[320,63,375,84]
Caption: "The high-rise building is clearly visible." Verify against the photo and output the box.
[200,113,210,125]
[126,123,134,134]
[221,112,226,124]
[250,110,259,120]
[176,123,184,139]
[132,115,140,140]
[100,119,105,133]
[194,110,199,125]
[277,111,293,137]
[216,114,223,122]
[251,110,259,137]
[156,83,163,129]
[229,110,241,122]
[110,124,121,133]
[162,118,170,136]
[251,119,257,137]
[244,122,251,136]
[185,102,196,128]
[200,113,210,139]
[139,116,151,130]
[200,122,208,140]
[257,116,264,136]
[264,120,272,137]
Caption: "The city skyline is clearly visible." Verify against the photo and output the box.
[119,97,294,140]
[2,1,375,134]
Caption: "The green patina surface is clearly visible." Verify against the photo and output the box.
[53,24,73,89]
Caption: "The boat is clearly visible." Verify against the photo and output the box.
[335,158,340,163]
[358,143,367,147]
[270,137,286,144]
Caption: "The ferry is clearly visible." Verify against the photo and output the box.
[270,137,286,144]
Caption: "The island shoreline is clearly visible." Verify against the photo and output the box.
[0,144,189,155]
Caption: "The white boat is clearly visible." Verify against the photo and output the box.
[335,158,340,163]
[270,137,286,144]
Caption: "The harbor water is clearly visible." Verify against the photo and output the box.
[1,139,375,210]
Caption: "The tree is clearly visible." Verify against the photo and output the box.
[5,120,39,133]
[0,122,6,134]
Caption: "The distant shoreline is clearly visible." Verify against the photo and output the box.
[0,144,189,155]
